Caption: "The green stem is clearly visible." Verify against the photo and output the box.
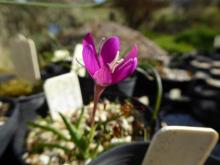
[137,66,162,138]
[152,68,163,121]
[137,67,163,120]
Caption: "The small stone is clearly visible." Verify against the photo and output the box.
[39,154,50,165]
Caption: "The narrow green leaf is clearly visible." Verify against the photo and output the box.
[91,142,100,158]
[84,124,97,157]
[76,108,85,129]
[28,122,69,141]
[59,113,87,152]
[88,124,97,145]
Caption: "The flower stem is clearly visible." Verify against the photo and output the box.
[91,84,105,125]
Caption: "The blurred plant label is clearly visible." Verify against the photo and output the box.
[214,35,220,48]
[71,44,86,77]
[142,126,218,165]
[44,72,83,120]
[10,35,41,83]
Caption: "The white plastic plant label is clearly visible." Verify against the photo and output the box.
[214,35,220,48]
[142,126,218,165]
[71,44,86,77]
[10,35,41,83]
[44,72,83,120]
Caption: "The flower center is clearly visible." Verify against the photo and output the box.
[108,51,124,73]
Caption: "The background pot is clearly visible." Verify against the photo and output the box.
[161,78,192,96]
[117,76,137,97]
[0,74,15,83]
[17,92,47,123]
[190,85,220,131]
[0,97,19,158]
[133,70,156,107]
[12,92,47,165]
[41,61,71,80]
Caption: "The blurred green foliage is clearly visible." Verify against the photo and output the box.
[176,26,219,53]
[142,25,220,54]
[140,4,220,54]
[142,31,194,54]
[154,35,194,54]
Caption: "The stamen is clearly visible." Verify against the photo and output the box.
[112,58,124,73]
[108,51,120,72]
[75,58,84,67]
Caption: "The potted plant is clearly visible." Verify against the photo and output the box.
[15,94,150,164]
[0,79,47,124]
[0,96,19,157]
[13,33,163,164]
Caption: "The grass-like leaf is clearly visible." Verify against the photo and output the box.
[29,122,70,141]
[76,108,85,129]
[59,113,87,152]
[91,142,100,158]
[84,124,97,157]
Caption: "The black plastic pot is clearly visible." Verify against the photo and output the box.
[79,76,125,105]
[211,53,220,60]
[160,92,203,128]
[89,142,149,165]
[12,92,47,164]
[17,92,47,123]
[210,69,220,79]
[162,94,192,113]
[13,91,158,165]
[41,61,71,80]
[0,97,19,157]
[78,76,94,105]
[206,80,220,92]
[117,76,137,97]
[89,141,220,165]
[161,77,193,96]
[81,90,159,138]
[190,85,220,131]
[133,70,156,104]
[189,57,212,74]
[0,74,15,83]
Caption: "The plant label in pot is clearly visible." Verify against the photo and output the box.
[9,35,41,83]
[214,35,220,49]
[71,43,86,77]
[44,72,83,120]
[142,126,218,165]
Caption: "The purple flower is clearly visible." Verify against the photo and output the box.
[82,33,138,124]
[82,33,138,87]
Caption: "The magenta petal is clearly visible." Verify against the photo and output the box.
[93,66,112,86]
[112,58,137,84]
[82,45,100,75]
[100,36,120,65]
[124,45,138,61]
[83,33,97,56]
